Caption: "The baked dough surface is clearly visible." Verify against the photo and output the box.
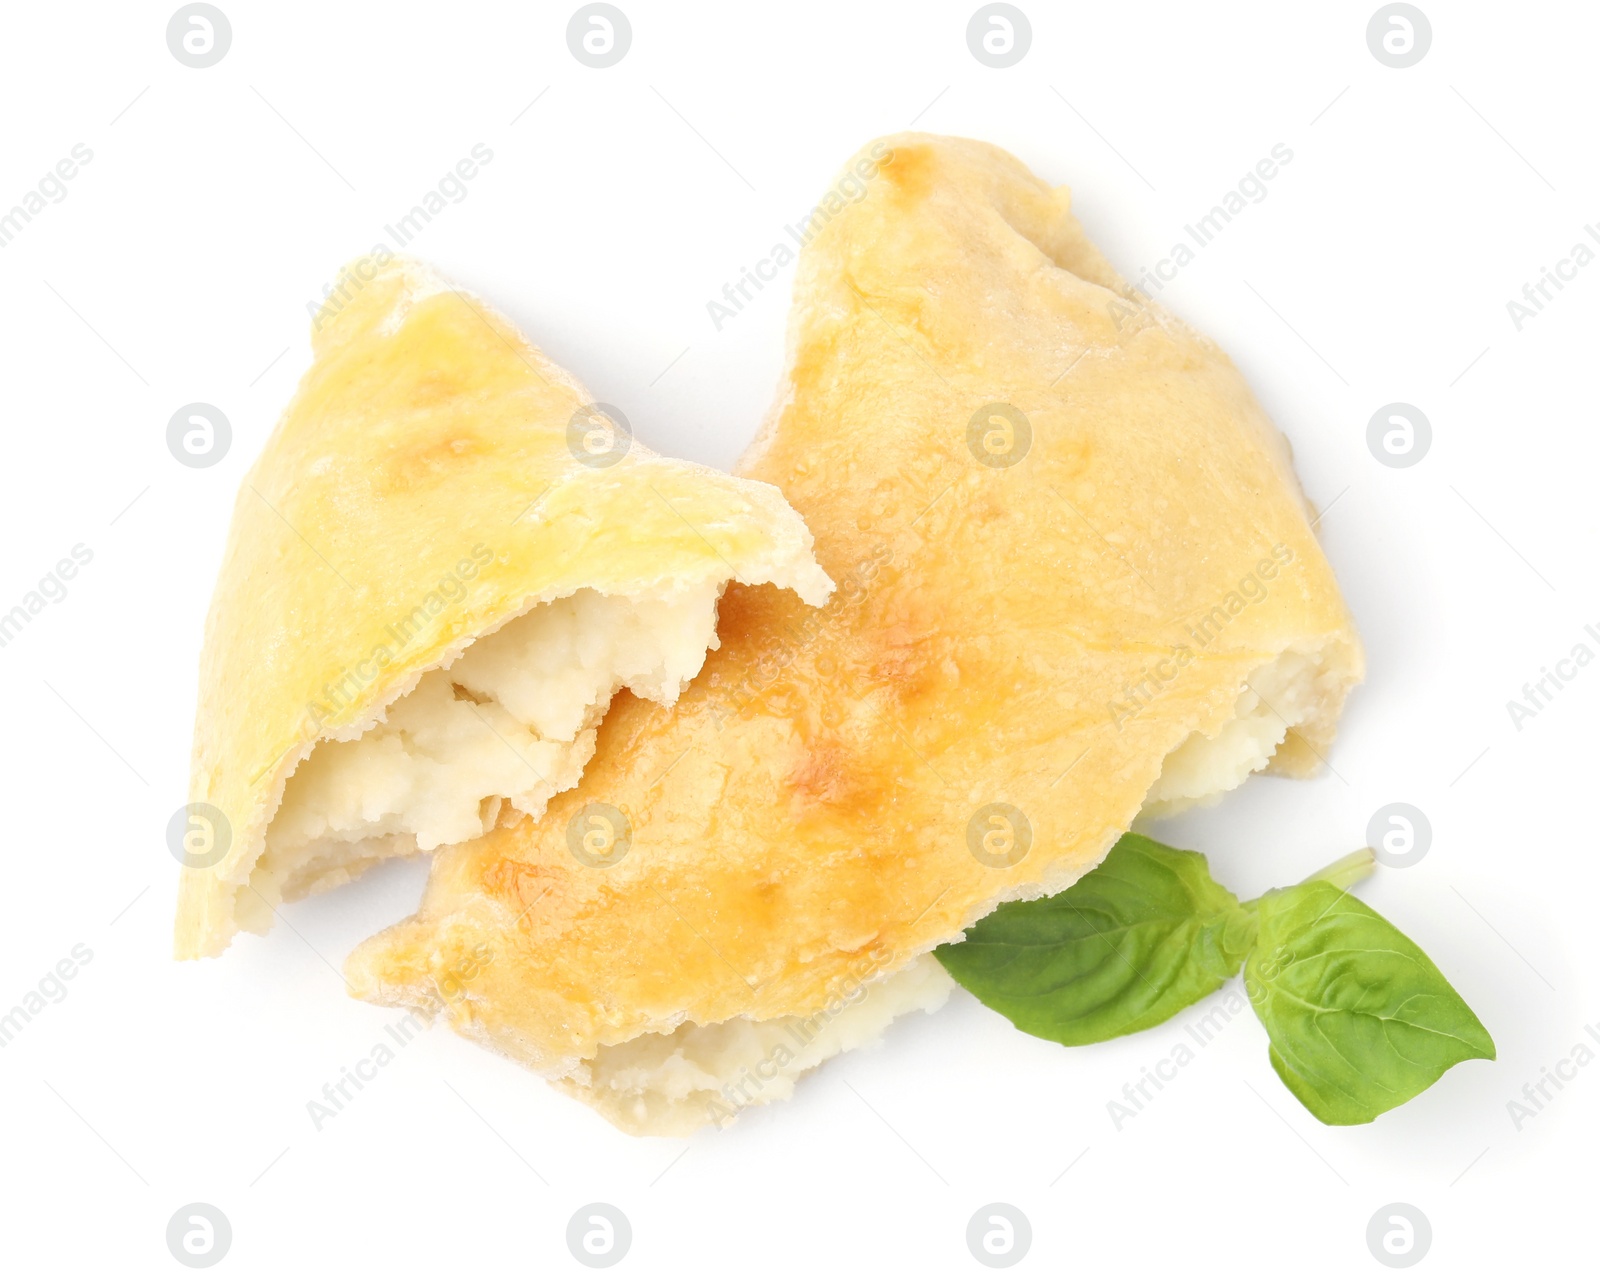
[175,258,830,958]
[347,136,1364,1131]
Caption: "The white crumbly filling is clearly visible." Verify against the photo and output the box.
[255,585,722,905]
[572,955,954,1135]
[575,647,1336,1134]
[1140,649,1322,818]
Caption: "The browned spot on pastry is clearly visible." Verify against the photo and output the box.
[879,142,935,204]
[480,856,562,922]
[790,738,857,806]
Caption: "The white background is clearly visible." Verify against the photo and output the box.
[1,1,1594,1267]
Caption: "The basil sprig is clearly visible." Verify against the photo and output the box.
[1244,880,1496,1123]
[931,834,1259,1044]
[935,834,1495,1124]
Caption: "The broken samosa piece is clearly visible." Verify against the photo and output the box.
[175,257,831,959]
[347,137,1364,1132]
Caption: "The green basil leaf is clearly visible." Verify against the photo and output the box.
[935,833,1258,1045]
[1244,880,1496,1125]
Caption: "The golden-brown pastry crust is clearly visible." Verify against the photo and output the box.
[346,136,1364,1129]
[175,258,830,958]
